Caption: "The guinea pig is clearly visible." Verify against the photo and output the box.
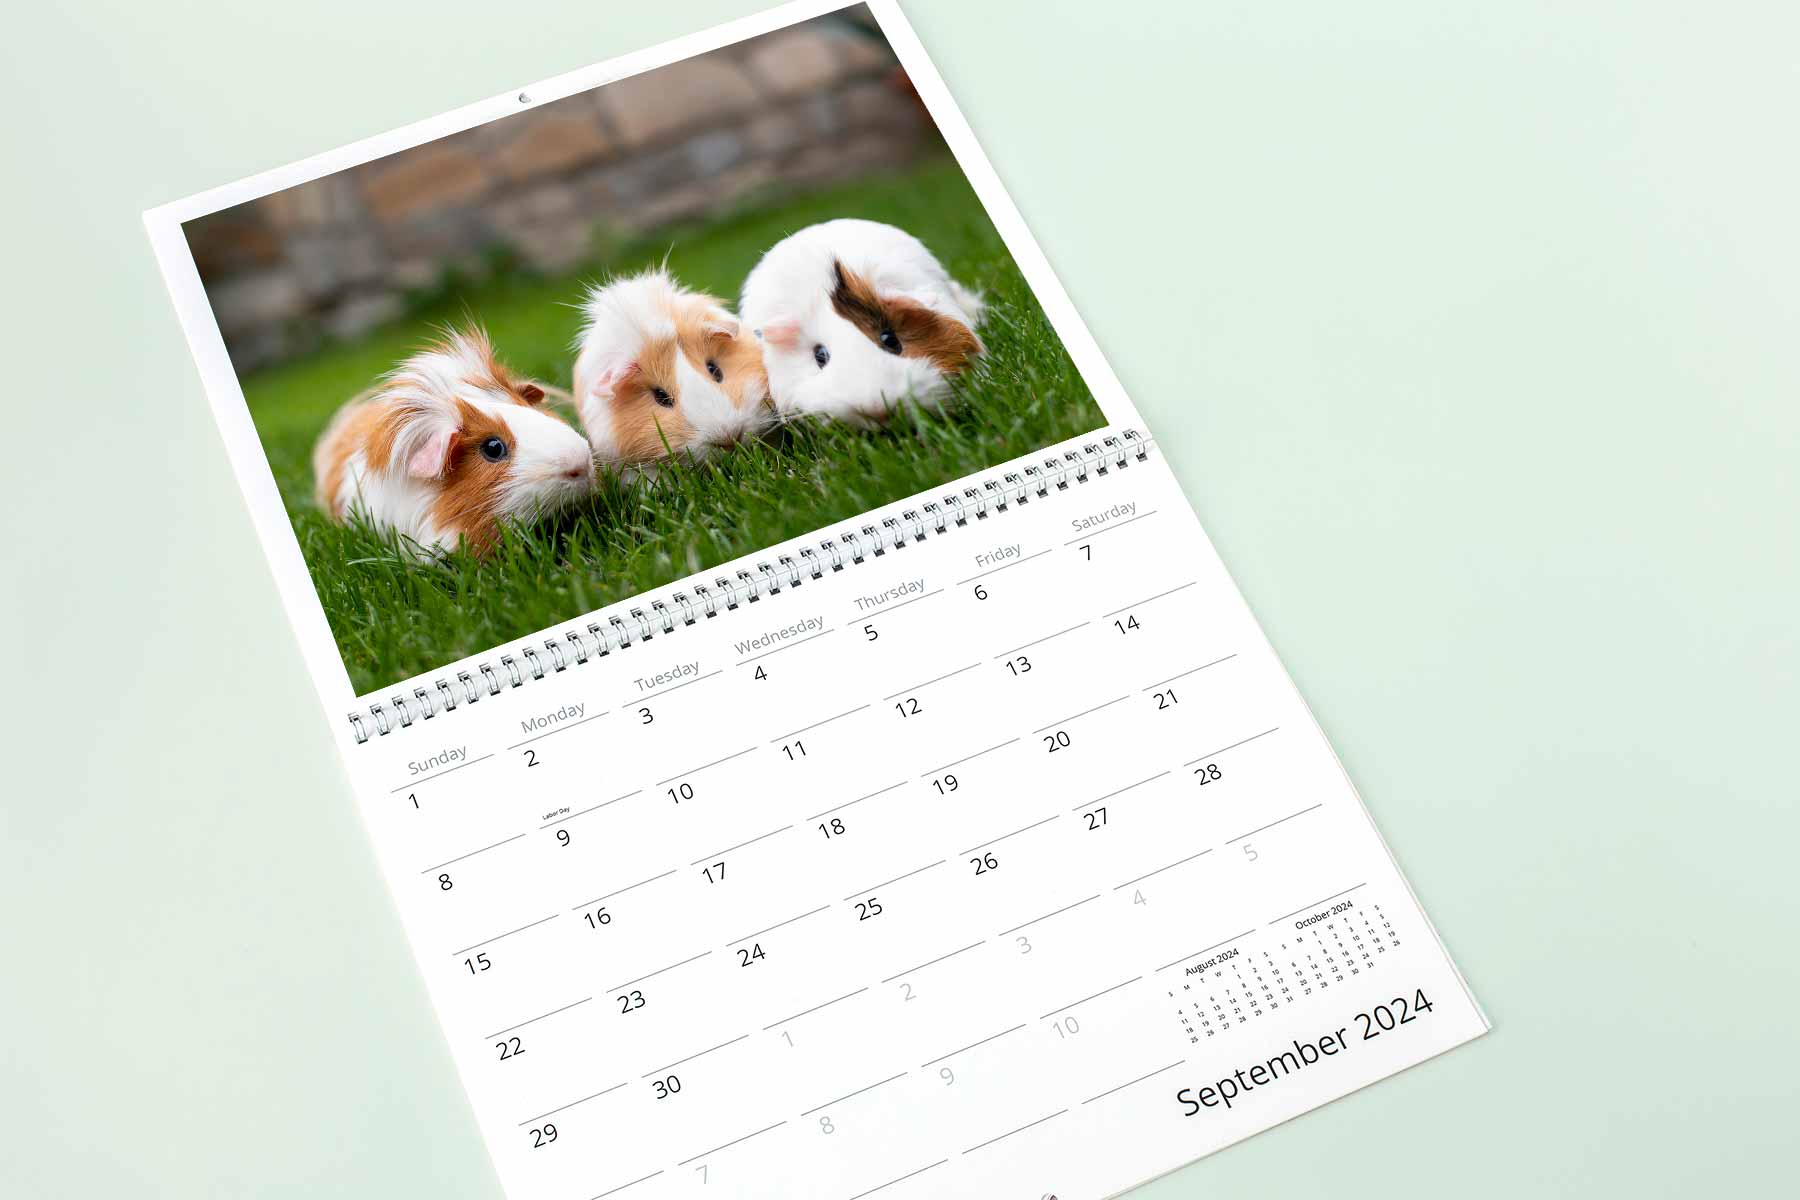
[312,328,594,558]
[738,219,985,427]
[572,269,772,469]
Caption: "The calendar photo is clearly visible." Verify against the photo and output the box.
[176,2,1104,696]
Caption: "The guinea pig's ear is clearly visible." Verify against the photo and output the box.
[588,354,639,398]
[518,382,546,405]
[405,423,458,479]
[701,312,741,344]
[393,398,462,480]
[758,318,802,351]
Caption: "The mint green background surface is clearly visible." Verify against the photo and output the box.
[3,2,1796,1195]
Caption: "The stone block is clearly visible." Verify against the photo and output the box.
[837,30,893,73]
[322,291,405,341]
[360,146,491,223]
[288,230,385,300]
[747,109,804,156]
[186,211,282,277]
[745,28,845,98]
[683,129,746,176]
[209,269,306,335]
[602,58,760,148]
[493,114,613,182]
[258,174,362,229]
[840,79,927,133]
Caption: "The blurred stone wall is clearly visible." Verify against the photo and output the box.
[186,15,931,370]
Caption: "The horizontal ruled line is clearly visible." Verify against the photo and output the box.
[691,825,793,865]
[518,1080,626,1126]
[676,1120,785,1166]
[1039,976,1142,1020]
[737,627,834,665]
[919,738,1018,778]
[1064,508,1157,544]
[634,669,721,702]
[843,860,945,901]
[1100,579,1198,620]
[954,546,1050,585]
[1141,654,1237,691]
[571,869,676,910]
[992,621,1088,660]
[420,833,525,874]
[726,905,830,947]
[485,997,591,1040]
[962,1109,1067,1155]
[881,661,981,701]
[1031,693,1129,734]
[847,1161,947,1200]
[800,1071,909,1116]
[644,1033,749,1078]
[1113,849,1213,892]
[506,710,610,750]
[998,894,1101,937]
[1081,1060,1188,1105]
[1184,727,1279,766]
[958,814,1059,856]
[880,940,985,983]
[762,987,868,1030]
[860,587,943,620]
[805,780,906,822]
[1072,771,1170,811]
[1156,929,1255,973]
[770,703,869,743]
[451,913,556,957]
[920,1023,1025,1068]
[388,752,492,792]
[588,1170,662,1199]
[1270,883,1367,926]
[654,745,756,788]
[540,790,641,827]
[1226,803,1323,844]
[607,951,711,994]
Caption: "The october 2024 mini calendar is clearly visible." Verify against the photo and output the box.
[146,3,1485,1197]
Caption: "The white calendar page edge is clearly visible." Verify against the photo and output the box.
[141,0,1147,739]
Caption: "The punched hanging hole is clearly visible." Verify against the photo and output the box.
[518,92,531,104]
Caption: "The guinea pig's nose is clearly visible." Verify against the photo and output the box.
[563,465,588,480]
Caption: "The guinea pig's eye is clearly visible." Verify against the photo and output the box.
[651,387,675,408]
[878,328,902,355]
[812,344,830,369]
[479,436,509,463]
[705,360,723,383]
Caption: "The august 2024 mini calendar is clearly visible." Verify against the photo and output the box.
[145,3,1485,1196]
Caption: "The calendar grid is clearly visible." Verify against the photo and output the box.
[359,428,1485,1198]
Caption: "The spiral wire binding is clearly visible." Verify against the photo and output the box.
[348,432,1151,743]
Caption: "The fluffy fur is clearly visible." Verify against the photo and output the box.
[312,329,594,558]
[739,219,985,427]
[572,269,772,469]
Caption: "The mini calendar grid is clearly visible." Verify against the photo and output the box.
[342,435,1486,1199]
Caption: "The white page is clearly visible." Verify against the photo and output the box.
[145,3,1485,1196]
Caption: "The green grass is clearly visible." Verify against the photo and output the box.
[243,157,1105,695]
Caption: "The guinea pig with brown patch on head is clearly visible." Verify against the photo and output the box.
[572,269,772,470]
[739,219,985,428]
[312,328,595,558]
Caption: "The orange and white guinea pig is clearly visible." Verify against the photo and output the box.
[312,328,594,558]
[739,219,985,427]
[572,269,772,469]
